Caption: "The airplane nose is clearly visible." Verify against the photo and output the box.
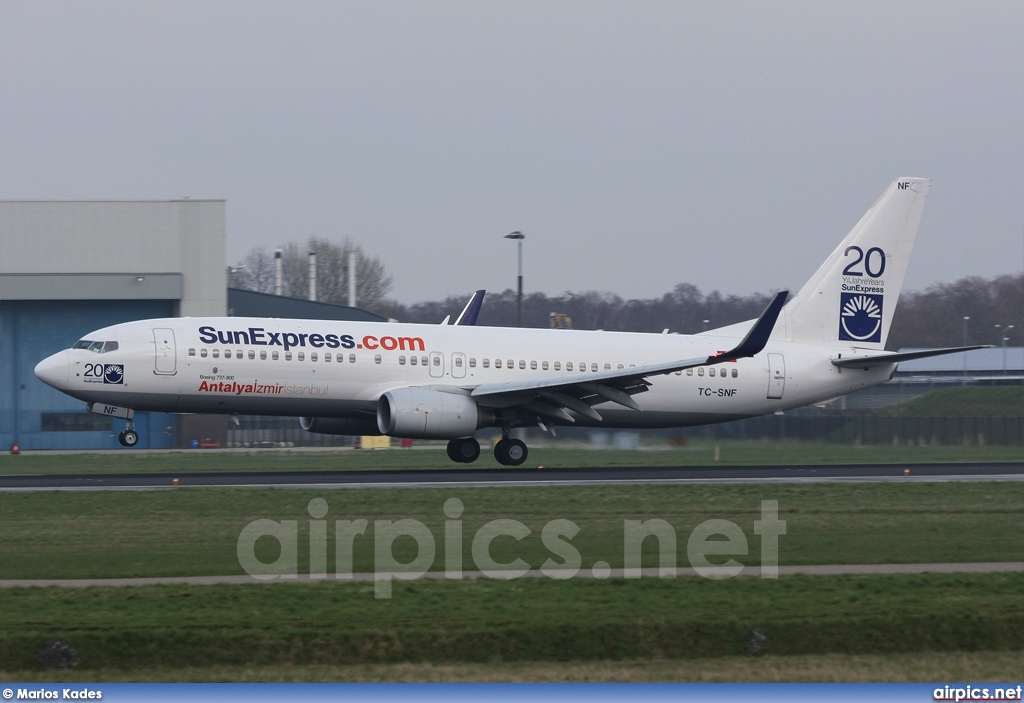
[35,351,70,391]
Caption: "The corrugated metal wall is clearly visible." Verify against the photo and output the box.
[0,299,175,450]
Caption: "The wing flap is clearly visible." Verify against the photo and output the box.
[470,290,788,423]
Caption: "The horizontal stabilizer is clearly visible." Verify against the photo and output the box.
[831,345,992,369]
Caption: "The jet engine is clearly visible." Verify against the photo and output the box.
[377,387,493,439]
[299,416,382,436]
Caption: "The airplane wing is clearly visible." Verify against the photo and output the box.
[455,290,486,326]
[467,291,789,423]
[831,345,993,370]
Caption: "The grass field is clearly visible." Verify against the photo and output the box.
[3,444,1021,682]
[2,482,1022,579]
[1,440,1021,475]
[1,573,1022,673]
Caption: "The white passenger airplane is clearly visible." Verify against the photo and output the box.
[35,178,983,465]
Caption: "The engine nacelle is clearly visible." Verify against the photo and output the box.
[300,416,382,436]
[377,387,492,439]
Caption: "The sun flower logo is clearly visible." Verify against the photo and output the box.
[839,293,884,342]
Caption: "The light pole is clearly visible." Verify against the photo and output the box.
[1000,325,1014,375]
[962,316,970,383]
[504,231,525,327]
[703,319,710,332]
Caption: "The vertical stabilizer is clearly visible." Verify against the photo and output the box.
[779,177,930,349]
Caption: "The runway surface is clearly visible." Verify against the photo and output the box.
[1,462,1022,490]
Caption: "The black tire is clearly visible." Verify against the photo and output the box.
[493,439,510,465]
[456,437,480,463]
[121,430,139,447]
[504,438,528,466]
[448,438,481,463]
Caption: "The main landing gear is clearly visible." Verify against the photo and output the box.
[493,428,527,467]
[117,418,139,447]
[445,434,528,466]
[446,437,481,463]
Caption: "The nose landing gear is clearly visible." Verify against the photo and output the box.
[117,418,139,447]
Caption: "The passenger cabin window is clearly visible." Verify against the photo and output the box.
[420,356,427,365]
[224,350,232,359]
[310,352,317,362]
[260,351,267,360]
[483,359,490,368]
[285,352,292,361]
[495,359,502,369]
[554,362,561,371]
[469,358,476,368]
[325,353,331,362]
[375,355,382,364]
[542,361,549,370]
[506,359,513,369]
[732,368,738,378]
[686,368,693,376]
[432,356,440,366]
[297,352,304,361]
[566,362,573,371]
[200,349,208,358]
[188,348,196,357]
[273,351,279,360]
[399,356,406,365]
[590,363,597,372]
[709,367,716,377]
[410,356,417,365]
[530,360,537,370]
[350,354,357,363]
[518,360,526,370]
[604,363,611,371]
[697,367,704,376]
[248,350,255,360]
[455,357,463,368]
[212,349,220,358]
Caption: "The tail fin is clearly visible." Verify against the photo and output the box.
[779,177,930,349]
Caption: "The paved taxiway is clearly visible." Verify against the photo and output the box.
[1,462,1021,491]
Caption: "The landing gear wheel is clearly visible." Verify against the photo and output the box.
[447,437,480,463]
[118,429,139,447]
[494,438,528,466]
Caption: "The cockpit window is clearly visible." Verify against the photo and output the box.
[72,340,118,353]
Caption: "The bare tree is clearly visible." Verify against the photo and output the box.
[232,238,394,312]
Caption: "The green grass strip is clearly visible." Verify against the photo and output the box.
[1,573,1022,670]
[2,483,1022,579]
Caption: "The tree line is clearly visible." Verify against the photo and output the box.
[229,239,1022,350]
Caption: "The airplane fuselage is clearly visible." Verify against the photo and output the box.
[39,316,893,428]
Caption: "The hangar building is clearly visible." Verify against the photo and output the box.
[0,200,226,450]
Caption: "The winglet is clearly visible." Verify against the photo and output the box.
[710,290,788,362]
[455,290,486,326]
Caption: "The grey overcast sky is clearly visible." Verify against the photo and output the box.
[1,0,1021,304]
